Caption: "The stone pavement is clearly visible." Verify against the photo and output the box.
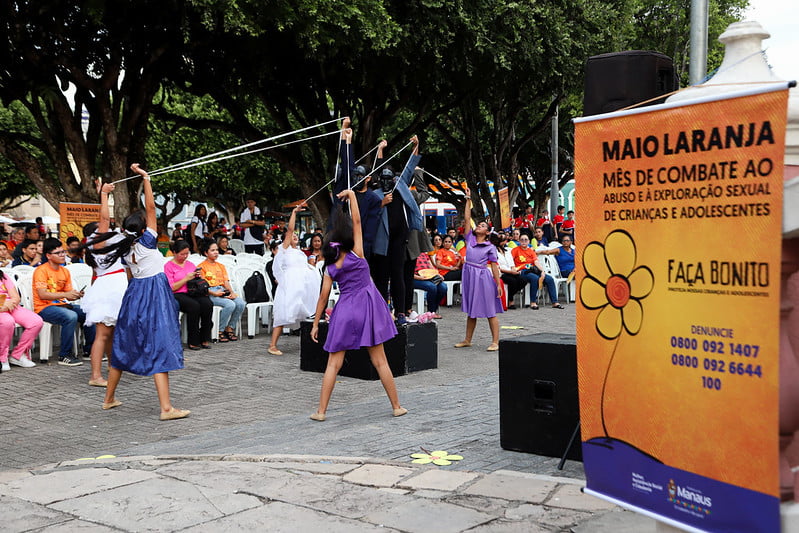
[0,300,658,531]
[0,455,657,532]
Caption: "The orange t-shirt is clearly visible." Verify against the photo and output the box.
[198,260,229,288]
[33,263,73,313]
[435,248,460,277]
[511,246,538,271]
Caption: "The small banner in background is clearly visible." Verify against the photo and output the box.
[574,84,789,532]
[59,203,100,242]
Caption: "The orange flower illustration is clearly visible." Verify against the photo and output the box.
[580,230,654,339]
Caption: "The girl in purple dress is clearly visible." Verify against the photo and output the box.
[455,187,504,351]
[310,189,407,421]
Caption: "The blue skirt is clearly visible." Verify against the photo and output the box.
[112,272,184,376]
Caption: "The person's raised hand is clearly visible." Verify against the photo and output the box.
[464,186,471,197]
[336,189,355,202]
[342,116,351,129]
[378,139,388,149]
[130,163,150,180]
[410,135,419,145]
[101,183,115,194]
[293,202,307,213]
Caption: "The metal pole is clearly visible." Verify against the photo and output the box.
[689,0,709,85]
[550,106,559,217]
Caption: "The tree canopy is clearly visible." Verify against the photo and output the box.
[0,0,749,227]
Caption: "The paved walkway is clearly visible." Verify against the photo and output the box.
[0,301,657,531]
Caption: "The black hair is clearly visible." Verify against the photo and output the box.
[269,240,280,251]
[169,239,191,255]
[321,204,355,265]
[83,210,147,268]
[198,237,216,255]
[207,212,218,226]
[82,221,98,238]
[170,239,191,254]
[0,241,7,249]
[490,232,505,253]
[567,210,574,215]
[193,204,207,218]
[557,205,565,211]
[66,236,81,245]
[42,237,62,255]
[24,224,38,235]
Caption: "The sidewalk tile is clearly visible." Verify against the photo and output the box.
[181,501,384,532]
[461,473,557,503]
[0,467,157,505]
[545,483,618,511]
[343,464,415,487]
[49,476,259,531]
[0,494,72,531]
[399,469,480,491]
[363,499,493,533]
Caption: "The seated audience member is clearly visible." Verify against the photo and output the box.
[171,223,184,242]
[11,224,40,261]
[0,242,11,267]
[33,238,96,365]
[536,209,555,242]
[553,236,575,277]
[511,234,562,310]
[198,239,245,342]
[532,226,549,248]
[413,249,446,319]
[553,205,565,236]
[11,239,41,267]
[156,225,172,257]
[217,235,236,256]
[0,269,44,371]
[165,240,213,350]
[491,233,527,309]
[431,234,442,254]
[435,235,463,281]
[66,236,84,264]
[5,227,25,252]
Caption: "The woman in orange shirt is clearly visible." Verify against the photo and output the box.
[199,239,245,342]
[510,234,562,310]
[434,235,462,281]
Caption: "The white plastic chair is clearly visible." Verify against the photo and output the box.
[541,254,570,303]
[11,265,35,278]
[412,289,426,314]
[228,239,245,254]
[442,280,461,307]
[231,266,273,338]
[236,253,266,270]
[216,254,237,270]
[188,254,205,266]
[65,263,94,304]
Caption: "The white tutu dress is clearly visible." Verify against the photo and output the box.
[82,232,128,327]
[272,246,320,329]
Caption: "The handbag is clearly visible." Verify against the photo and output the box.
[186,277,210,297]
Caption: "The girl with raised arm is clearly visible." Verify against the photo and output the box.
[455,187,504,351]
[81,181,129,386]
[101,164,189,420]
[267,204,319,355]
[310,189,407,421]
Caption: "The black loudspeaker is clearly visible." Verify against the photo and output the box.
[583,50,677,116]
[300,321,437,380]
[499,333,582,461]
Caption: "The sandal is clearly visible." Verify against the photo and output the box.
[552,303,565,309]
[530,304,539,310]
[225,328,239,341]
[217,332,230,343]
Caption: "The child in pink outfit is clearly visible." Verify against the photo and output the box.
[0,271,44,371]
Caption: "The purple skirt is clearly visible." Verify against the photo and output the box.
[461,263,504,318]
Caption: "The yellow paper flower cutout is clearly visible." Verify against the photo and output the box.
[410,450,464,466]
[580,230,653,340]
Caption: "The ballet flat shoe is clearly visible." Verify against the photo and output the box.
[102,399,122,410]
[89,379,108,387]
[160,408,190,421]
[310,412,326,421]
[267,347,283,356]
[454,342,472,348]
[393,407,408,417]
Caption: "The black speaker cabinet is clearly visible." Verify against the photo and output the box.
[300,321,437,380]
[499,333,582,461]
[583,50,677,116]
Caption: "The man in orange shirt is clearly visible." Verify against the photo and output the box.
[34,238,95,366]
[510,234,562,310]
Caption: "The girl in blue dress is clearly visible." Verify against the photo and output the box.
[94,164,189,421]
[310,189,407,421]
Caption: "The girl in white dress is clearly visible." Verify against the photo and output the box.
[82,181,128,387]
[267,204,320,355]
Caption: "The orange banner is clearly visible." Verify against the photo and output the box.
[575,86,788,531]
[59,202,100,242]
[497,187,511,229]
